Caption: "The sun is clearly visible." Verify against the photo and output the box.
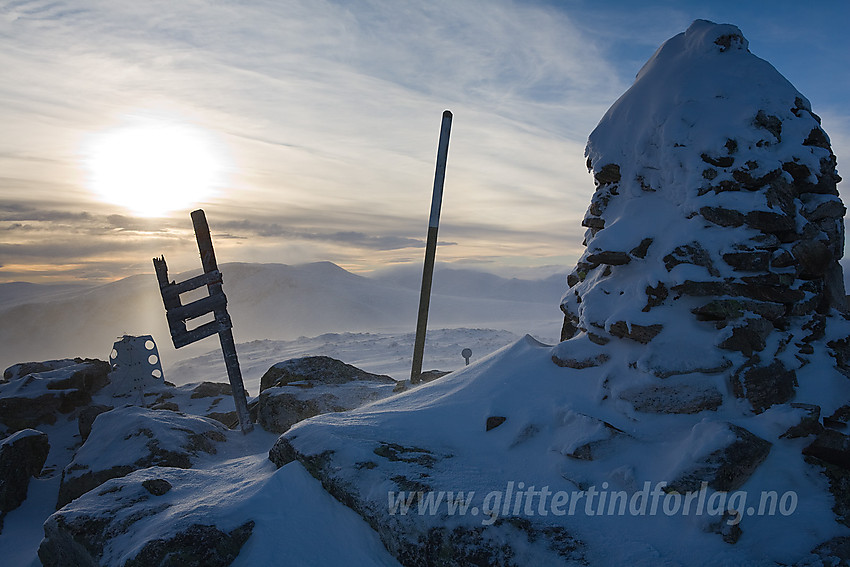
[85,116,228,217]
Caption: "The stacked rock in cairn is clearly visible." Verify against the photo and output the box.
[558,20,847,416]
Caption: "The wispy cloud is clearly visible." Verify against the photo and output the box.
[0,0,847,283]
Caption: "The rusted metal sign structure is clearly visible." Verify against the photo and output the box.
[153,209,253,433]
[410,110,453,384]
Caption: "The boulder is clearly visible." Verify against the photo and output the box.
[552,353,610,369]
[668,423,771,493]
[586,250,631,266]
[552,336,611,369]
[781,403,823,439]
[731,360,797,413]
[0,359,110,432]
[123,522,254,567]
[191,381,236,399]
[267,438,585,566]
[141,478,172,496]
[257,379,396,434]
[259,355,394,392]
[77,405,112,443]
[256,356,397,433]
[718,318,773,356]
[803,429,850,470]
[607,321,663,344]
[619,382,723,414]
[825,405,850,430]
[57,406,227,507]
[39,467,255,567]
[0,429,49,532]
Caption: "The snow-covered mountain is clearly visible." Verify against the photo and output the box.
[0,261,564,374]
[370,263,567,302]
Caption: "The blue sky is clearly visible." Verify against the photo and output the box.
[1,0,848,283]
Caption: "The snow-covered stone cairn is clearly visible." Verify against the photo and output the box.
[558,20,846,415]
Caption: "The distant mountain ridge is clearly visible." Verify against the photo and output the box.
[0,282,92,310]
[0,261,564,373]
[370,264,566,303]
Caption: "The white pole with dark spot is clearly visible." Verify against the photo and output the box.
[411,110,452,384]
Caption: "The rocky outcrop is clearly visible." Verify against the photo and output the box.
[810,536,850,567]
[0,358,110,433]
[191,381,237,399]
[123,521,255,567]
[256,356,397,433]
[0,429,49,532]
[39,467,254,567]
[259,355,395,391]
[57,406,227,507]
[269,436,584,567]
[667,422,771,492]
[77,405,112,443]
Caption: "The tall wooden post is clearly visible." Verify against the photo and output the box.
[190,210,253,433]
[153,209,253,433]
[411,110,452,384]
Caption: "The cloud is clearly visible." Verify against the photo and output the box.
[1,0,847,283]
[214,219,431,250]
[0,0,619,283]
[0,204,95,223]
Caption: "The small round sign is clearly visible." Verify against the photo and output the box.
[461,348,472,365]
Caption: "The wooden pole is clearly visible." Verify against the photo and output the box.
[191,209,254,433]
[411,110,452,384]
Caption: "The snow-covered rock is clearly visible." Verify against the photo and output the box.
[0,358,110,434]
[256,356,397,433]
[39,455,402,567]
[258,355,396,391]
[57,406,227,507]
[0,429,49,533]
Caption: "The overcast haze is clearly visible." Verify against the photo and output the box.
[1,0,848,283]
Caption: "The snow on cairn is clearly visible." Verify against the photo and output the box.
[271,20,850,566]
[558,18,846,405]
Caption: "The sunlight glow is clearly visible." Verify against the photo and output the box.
[85,116,228,217]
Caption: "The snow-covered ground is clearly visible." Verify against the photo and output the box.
[166,328,550,393]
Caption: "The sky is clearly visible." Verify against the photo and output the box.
[1,0,849,284]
